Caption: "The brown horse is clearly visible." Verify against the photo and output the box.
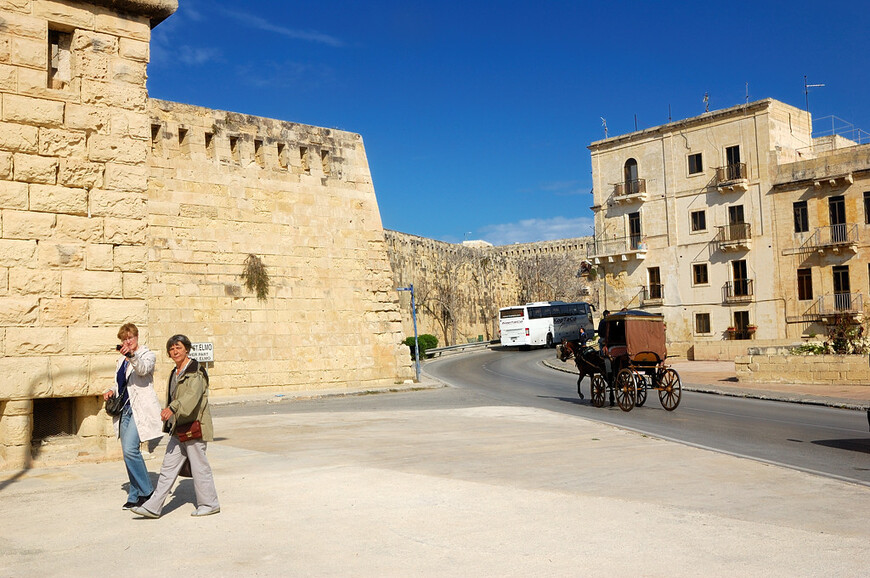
[559,339,607,400]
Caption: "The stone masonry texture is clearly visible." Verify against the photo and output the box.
[0,0,411,470]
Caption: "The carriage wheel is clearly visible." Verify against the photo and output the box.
[591,375,607,408]
[658,368,682,411]
[633,370,648,407]
[614,369,636,412]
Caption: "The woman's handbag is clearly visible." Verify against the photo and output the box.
[105,394,125,417]
[175,420,202,442]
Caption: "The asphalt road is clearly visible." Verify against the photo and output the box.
[418,348,870,486]
[214,347,870,486]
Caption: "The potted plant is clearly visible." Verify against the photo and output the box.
[726,326,736,339]
[746,324,757,334]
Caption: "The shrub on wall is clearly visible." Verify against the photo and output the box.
[403,334,438,358]
[790,317,869,355]
[240,253,270,301]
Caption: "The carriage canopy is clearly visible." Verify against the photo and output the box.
[603,310,667,361]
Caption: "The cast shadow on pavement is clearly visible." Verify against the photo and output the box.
[0,469,28,493]
[811,438,870,455]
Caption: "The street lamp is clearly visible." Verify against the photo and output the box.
[396,284,420,382]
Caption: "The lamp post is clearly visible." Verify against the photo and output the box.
[397,284,420,382]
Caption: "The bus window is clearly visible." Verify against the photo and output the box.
[500,308,524,319]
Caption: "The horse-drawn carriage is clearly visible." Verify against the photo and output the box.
[558,310,681,412]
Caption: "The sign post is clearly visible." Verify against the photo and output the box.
[396,285,420,382]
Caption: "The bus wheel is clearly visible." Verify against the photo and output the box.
[546,333,554,348]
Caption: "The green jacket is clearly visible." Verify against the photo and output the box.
[165,359,214,442]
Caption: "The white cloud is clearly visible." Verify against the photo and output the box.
[477,216,595,246]
[221,9,345,47]
[178,46,221,66]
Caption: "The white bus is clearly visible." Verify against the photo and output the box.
[499,301,595,348]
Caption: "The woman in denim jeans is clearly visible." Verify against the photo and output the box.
[103,323,163,509]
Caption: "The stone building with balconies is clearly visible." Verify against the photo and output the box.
[587,98,869,356]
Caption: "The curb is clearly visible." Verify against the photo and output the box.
[541,358,868,411]
[209,380,448,408]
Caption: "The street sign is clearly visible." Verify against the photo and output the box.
[189,342,214,363]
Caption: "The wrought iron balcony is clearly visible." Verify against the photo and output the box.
[723,279,753,303]
[714,223,752,251]
[715,163,749,192]
[787,292,865,323]
[587,235,647,264]
[611,179,647,204]
[640,284,663,305]
[817,292,864,318]
[785,224,859,255]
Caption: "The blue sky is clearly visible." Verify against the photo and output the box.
[147,1,870,245]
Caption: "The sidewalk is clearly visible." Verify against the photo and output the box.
[546,356,870,410]
[1,368,868,576]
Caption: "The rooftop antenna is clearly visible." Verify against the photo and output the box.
[668,104,672,122]
[634,114,638,131]
[601,117,608,138]
[703,92,709,112]
[804,75,825,131]
[745,82,749,104]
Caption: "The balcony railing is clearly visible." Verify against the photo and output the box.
[715,223,752,251]
[640,284,663,305]
[817,292,863,316]
[716,163,747,182]
[783,224,859,256]
[787,292,865,323]
[723,279,753,303]
[614,179,646,197]
[715,163,749,192]
[587,235,647,263]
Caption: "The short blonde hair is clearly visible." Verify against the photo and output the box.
[117,323,139,340]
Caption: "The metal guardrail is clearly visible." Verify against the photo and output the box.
[425,341,493,358]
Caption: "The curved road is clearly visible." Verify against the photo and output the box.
[424,347,870,486]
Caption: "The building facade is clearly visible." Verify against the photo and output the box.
[588,99,868,357]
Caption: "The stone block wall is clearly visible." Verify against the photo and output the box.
[0,1,414,471]
[146,100,413,397]
[735,354,870,385]
[0,1,155,469]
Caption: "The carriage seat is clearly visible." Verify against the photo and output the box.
[605,345,627,358]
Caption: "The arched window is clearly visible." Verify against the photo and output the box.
[623,158,639,194]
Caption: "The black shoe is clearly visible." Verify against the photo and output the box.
[123,493,152,510]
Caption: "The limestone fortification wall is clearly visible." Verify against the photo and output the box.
[385,230,596,346]
[147,100,413,395]
[0,0,411,470]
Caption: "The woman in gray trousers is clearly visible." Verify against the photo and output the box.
[132,334,220,518]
